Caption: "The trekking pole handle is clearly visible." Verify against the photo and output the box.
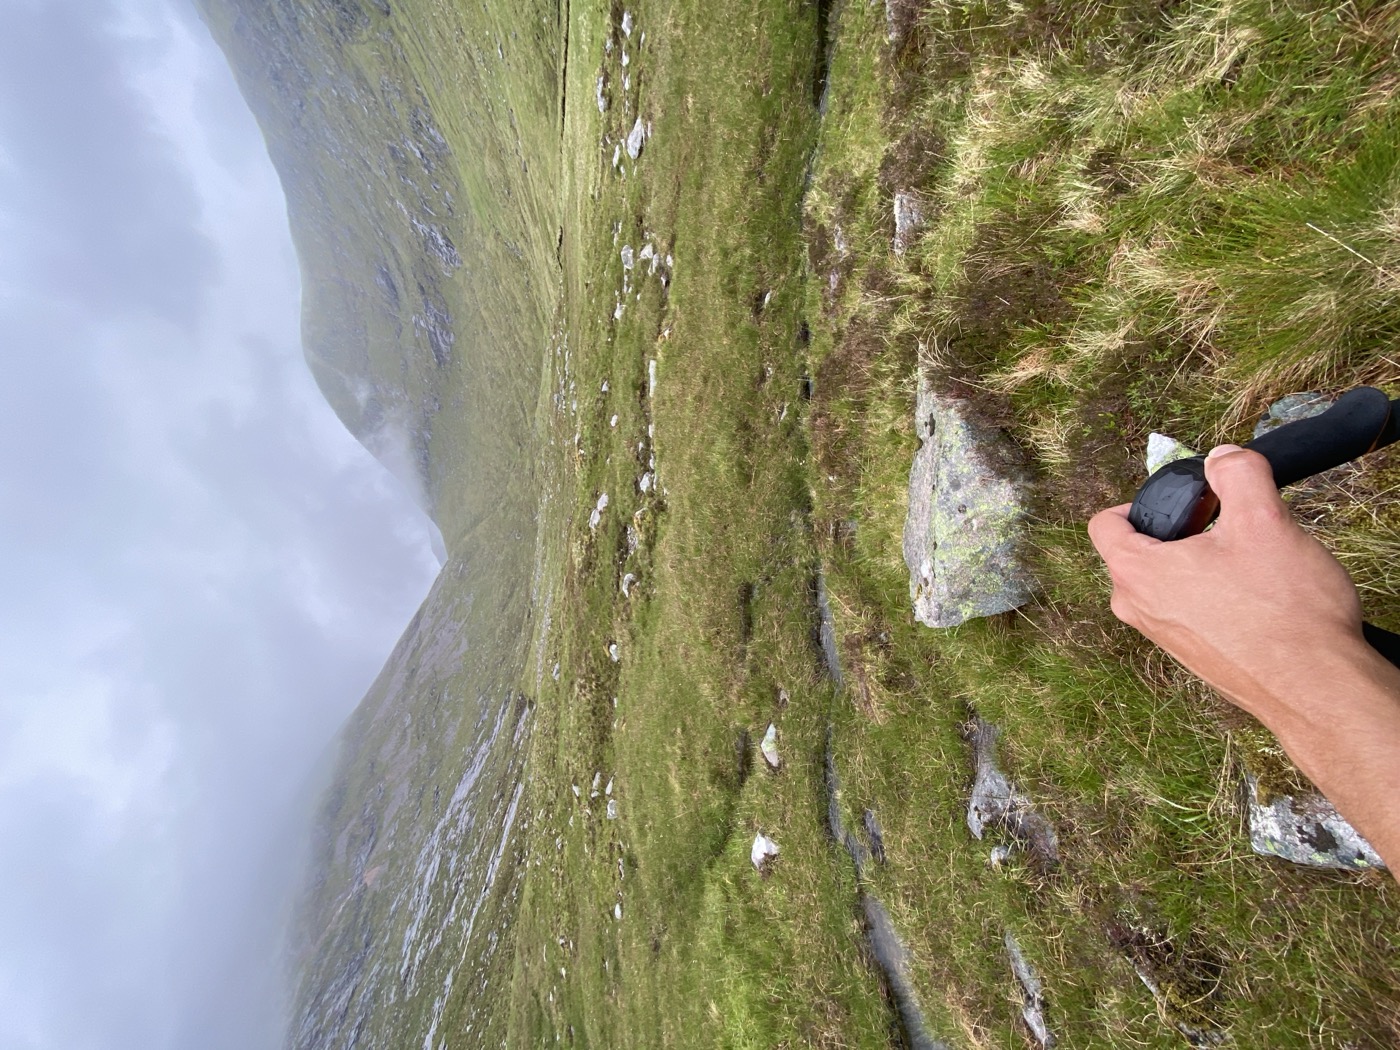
[1126,386,1400,668]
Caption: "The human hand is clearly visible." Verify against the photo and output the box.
[1087,444,1367,723]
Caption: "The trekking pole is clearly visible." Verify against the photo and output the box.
[1127,386,1400,668]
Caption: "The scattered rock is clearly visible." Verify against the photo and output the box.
[606,799,619,820]
[1108,921,1226,1047]
[610,414,618,427]
[621,245,634,270]
[1246,775,1384,870]
[589,492,609,530]
[1005,931,1055,1048]
[607,642,620,663]
[966,716,1059,869]
[1145,432,1200,476]
[751,833,779,871]
[626,117,646,159]
[614,901,622,920]
[648,358,657,397]
[638,472,653,493]
[892,191,924,255]
[760,724,781,769]
[621,572,637,597]
[621,9,633,35]
[903,373,1036,628]
[596,74,607,114]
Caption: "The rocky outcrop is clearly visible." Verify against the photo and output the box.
[903,373,1036,627]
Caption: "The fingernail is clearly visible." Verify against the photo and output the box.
[1207,444,1243,458]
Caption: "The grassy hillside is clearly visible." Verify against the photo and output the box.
[196,0,560,547]
[202,0,1400,1045]
[515,0,1400,1045]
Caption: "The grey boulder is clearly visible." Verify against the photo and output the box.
[903,373,1035,628]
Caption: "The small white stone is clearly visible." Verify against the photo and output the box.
[605,778,613,796]
[589,492,609,530]
[614,902,622,920]
[608,643,620,662]
[751,833,779,870]
[1145,432,1201,476]
[601,380,609,392]
[610,414,619,427]
[760,724,780,769]
[606,799,619,819]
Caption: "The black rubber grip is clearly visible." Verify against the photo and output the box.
[1244,386,1394,486]
[1363,622,1400,668]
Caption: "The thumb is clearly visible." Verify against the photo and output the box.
[1203,444,1288,526]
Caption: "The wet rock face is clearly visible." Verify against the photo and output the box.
[966,716,1058,869]
[903,373,1036,628]
[1247,776,1385,870]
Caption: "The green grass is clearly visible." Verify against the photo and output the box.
[802,0,1400,1044]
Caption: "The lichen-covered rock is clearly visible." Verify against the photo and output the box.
[893,191,924,255]
[1253,390,1332,438]
[903,374,1035,628]
[1145,432,1200,475]
[1246,775,1384,870]
[967,716,1058,868]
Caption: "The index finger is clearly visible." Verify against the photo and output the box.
[1087,502,1159,563]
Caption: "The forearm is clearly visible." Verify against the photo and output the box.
[1249,636,1400,875]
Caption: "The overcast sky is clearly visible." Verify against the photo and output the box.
[0,1,443,1047]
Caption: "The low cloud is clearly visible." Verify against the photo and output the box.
[0,2,442,1048]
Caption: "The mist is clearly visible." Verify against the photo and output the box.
[0,1,441,1046]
